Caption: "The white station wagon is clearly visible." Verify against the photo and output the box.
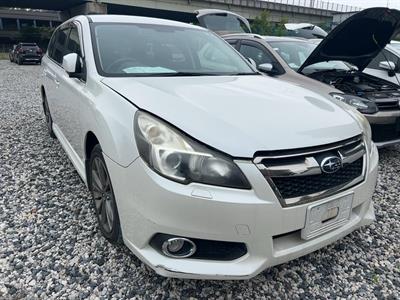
[41,15,378,279]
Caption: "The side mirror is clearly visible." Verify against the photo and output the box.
[258,63,274,74]
[379,61,396,71]
[62,53,82,77]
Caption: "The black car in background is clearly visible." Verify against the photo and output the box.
[12,43,43,65]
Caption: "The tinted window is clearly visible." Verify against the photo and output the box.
[47,31,57,56]
[91,23,255,77]
[65,26,81,56]
[368,49,399,70]
[51,28,70,64]
[239,43,273,66]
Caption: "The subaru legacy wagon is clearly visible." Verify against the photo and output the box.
[40,15,378,279]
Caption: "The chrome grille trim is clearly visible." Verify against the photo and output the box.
[253,135,362,163]
[254,135,366,207]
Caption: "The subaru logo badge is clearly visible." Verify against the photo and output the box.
[320,156,342,174]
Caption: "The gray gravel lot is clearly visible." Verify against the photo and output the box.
[0,60,399,299]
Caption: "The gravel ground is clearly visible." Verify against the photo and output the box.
[0,60,399,299]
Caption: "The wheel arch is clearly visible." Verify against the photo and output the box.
[84,131,101,182]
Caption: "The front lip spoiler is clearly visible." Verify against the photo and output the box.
[375,138,400,148]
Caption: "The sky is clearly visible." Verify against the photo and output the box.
[331,0,400,9]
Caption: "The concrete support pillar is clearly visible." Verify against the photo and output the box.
[16,19,20,30]
[0,18,3,30]
[61,2,107,21]
[49,20,53,28]
[33,19,37,28]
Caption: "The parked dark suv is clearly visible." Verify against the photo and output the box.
[14,43,43,65]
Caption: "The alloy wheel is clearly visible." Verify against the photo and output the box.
[91,157,114,233]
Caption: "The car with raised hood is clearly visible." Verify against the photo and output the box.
[221,8,400,147]
[195,9,328,39]
[40,14,378,280]
[284,23,328,39]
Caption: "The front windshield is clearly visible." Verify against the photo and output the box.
[91,23,255,77]
[268,41,351,73]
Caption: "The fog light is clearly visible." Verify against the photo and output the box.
[162,237,196,258]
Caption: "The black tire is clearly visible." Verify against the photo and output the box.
[42,96,56,139]
[89,145,122,244]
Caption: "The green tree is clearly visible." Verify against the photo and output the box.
[251,10,273,35]
[273,16,288,36]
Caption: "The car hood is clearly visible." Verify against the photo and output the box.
[195,9,251,34]
[102,76,361,157]
[299,7,400,72]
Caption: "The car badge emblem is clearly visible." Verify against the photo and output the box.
[320,156,342,174]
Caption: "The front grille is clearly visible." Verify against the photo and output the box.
[254,135,365,207]
[371,122,400,142]
[271,158,363,199]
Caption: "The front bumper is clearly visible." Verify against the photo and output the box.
[365,111,400,147]
[105,144,378,280]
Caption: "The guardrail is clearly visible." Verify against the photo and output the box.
[261,0,362,12]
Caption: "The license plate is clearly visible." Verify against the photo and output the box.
[301,194,353,240]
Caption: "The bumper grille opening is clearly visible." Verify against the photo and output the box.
[150,233,247,261]
[371,122,400,142]
[271,158,363,199]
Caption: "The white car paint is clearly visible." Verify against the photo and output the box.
[41,14,378,279]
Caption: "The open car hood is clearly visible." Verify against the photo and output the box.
[284,23,327,38]
[195,9,251,35]
[298,7,400,72]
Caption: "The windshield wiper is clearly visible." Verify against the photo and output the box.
[136,72,221,77]
[132,72,259,77]
[230,72,259,76]
[308,68,352,75]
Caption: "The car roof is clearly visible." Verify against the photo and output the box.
[86,14,203,30]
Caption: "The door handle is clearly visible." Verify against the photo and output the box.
[45,69,56,81]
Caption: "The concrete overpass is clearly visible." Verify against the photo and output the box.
[1,0,361,24]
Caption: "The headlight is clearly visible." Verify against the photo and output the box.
[330,93,378,114]
[134,111,251,189]
[350,109,373,152]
